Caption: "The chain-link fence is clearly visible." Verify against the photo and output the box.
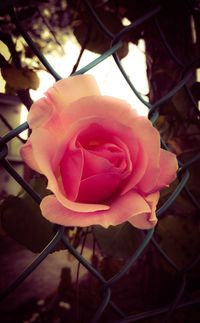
[0,0,200,322]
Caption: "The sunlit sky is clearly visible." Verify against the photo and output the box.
[29,36,149,116]
[0,33,150,141]
[1,32,200,134]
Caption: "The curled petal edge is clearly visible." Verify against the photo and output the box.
[40,190,158,229]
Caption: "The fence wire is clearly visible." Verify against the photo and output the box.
[0,0,200,322]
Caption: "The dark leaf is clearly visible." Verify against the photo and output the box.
[155,214,200,269]
[0,195,55,253]
[172,88,190,119]
[158,149,200,260]
[99,256,125,279]
[1,66,40,91]
[93,222,144,259]
[191,81,200,101]
[0,176,55,253]
[179,151,200,200]
[0,53,9,68]
[19,176,50,199]
[73,8,128,59]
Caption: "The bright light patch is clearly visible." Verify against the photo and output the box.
[122,17,131,26]
[30,36,149,116]
[190,15,197,44]
[30,70,55,101]
[196,68,200,82]
[19,105,28,140]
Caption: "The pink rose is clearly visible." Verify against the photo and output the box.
[21,75,178,229]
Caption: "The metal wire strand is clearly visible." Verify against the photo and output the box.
[62,235,106,283]
[112,52,152,109]
[162,275,186,323]
[109,298,200,323]
[1,159,41,204]
[9,8,62,81]
[83,0,114,39]
[153,16,184,68]
[0,226,65,302]
[178,151,200,174]
[104,228,154,287]
[112,6,161,44]
[72,41,123,76]
[91,288,111,323]
[157,169,190,217]
[0,122,28,147]
[149,68,195,116]
[0,114,26,144]
[151,238,180,272]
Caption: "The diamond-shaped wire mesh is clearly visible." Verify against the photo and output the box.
[0,1,200,322]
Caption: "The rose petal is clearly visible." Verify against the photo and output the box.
[68,116,159,197]
[40,190,152,228]
[128,192,159,229]
[30,127,109,213]
[154,149,178,191]
[120,142,147,195]
[46,75,101,114]
[77,172,122,203]
[28,75,101,131]
[89,143,127,173]
[60,95,138,130]
[58,116,147,199]
[28,97,54,129]
[60,122,130,201]
[82,148,115,179]
[131,117,161,194]
[20,139,41,172]
[60,146,83,201]
[28,99,67,145]
[61,117,141,191]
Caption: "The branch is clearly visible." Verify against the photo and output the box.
[71,24,90,74]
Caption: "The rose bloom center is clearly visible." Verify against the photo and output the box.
[59,123,132,204]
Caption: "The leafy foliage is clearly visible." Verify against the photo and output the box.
[0,195,54,253]
[155,214,200,269]
[2,66,39,92]
[73,6,128,59]
[0,177,54,253]
[93,222,144,259]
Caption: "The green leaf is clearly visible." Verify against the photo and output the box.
[93,222,144,259]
